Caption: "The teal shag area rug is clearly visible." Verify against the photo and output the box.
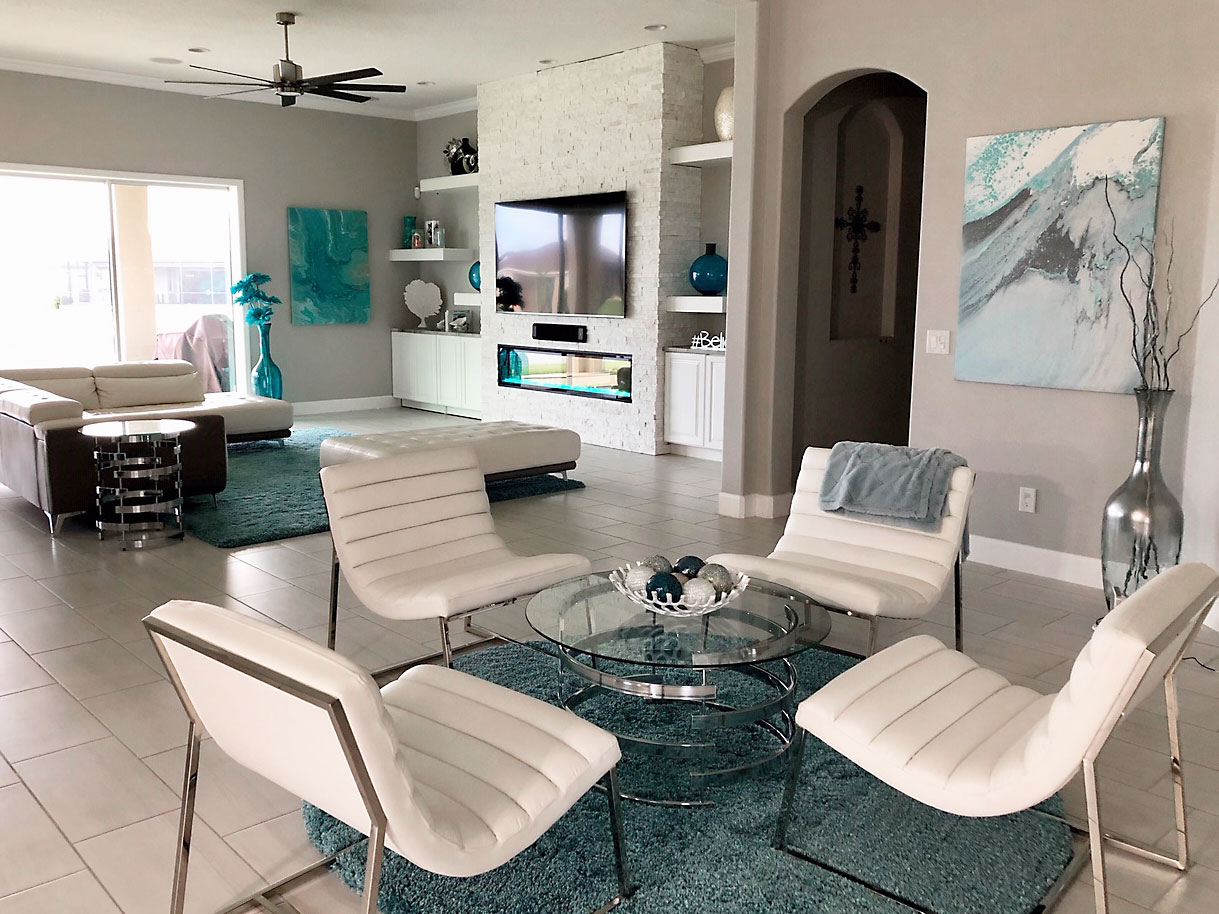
[302,644,1072,914]
[184,428,585,549]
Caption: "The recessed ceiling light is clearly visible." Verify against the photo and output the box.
[538,59,556,65]
[643,23,667,31]
[149,57,181,65]
[416,80,435,86]
[186,47,210,54]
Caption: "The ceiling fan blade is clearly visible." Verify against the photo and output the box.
[280,94,297,107]
[187,64,268,81]
[306,67,381,86]
[208,87,273,99]
[324,83,407,92]
[165,79,270,86]
[307,87,371,103]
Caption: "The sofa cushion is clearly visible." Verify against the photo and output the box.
[0,367,100,409]
[0,388,84,425]
[92,360,205,409]
[81,392,294,437]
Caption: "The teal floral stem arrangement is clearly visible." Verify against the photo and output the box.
[1099,179,1218,609]
[231,272,284,400]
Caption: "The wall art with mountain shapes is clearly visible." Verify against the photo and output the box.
[288,207,371,324]
[955,117,1163,393]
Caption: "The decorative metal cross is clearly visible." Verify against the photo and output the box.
[834,185,882,294]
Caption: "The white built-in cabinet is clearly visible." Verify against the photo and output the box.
[664,350,726,457]
[391,331,481,419]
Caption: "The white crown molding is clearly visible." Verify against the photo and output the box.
[0,56,420,122]
[407,96,478,122]
[699,41,735,64]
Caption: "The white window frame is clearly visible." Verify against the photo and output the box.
[0,161,249,391]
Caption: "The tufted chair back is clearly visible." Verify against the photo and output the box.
[145,601,427,847]
[777,447,974,596]
[321,446,501,601]
[991,563,1219,809]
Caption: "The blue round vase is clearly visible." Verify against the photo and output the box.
[689,243,727,296]
[468,260,481,291]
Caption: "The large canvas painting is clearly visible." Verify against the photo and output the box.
[287,207,370,324]
[955,117,1164,392]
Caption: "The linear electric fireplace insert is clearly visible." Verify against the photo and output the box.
[497,344,631,402]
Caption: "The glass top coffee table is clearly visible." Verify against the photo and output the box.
[522,573,832,806]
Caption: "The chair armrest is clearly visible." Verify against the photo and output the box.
[0,386,82,425]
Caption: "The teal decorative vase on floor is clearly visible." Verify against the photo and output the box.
[251,323,283,399]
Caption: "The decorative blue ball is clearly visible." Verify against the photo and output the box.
[646,572,683,604]
[689,242,728,296]
[674,555,705,577]
[468,260,481,291]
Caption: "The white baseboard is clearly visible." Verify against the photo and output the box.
[291,396,398,416]
[968,535,1099,588]
[667,443,723,462]
[718,491,794,519]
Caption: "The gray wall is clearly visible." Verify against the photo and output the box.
[725,0,1219,558]
[0,69,417,403]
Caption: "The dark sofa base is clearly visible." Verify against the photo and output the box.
[226,428,292,444]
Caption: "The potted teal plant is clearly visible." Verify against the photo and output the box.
[231,272,283,399]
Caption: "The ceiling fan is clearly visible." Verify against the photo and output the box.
[165,11,407,107]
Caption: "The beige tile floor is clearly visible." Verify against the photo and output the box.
[0,407,1214,913]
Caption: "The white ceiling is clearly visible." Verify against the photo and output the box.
[0,0,738,120]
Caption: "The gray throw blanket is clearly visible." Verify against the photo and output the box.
[818,441,969,555]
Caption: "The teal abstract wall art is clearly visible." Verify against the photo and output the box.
[287,207,371,324]
[956,117,1163,393]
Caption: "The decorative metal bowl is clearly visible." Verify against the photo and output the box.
[608,562,750,617]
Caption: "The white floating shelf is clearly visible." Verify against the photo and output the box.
[452,292,484,307]
[664,295,726,314]
[417,173,480,193]
[389,248,477,262]
[669,140,733,167]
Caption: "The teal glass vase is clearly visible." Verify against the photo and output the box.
[251,323,283,399]
[689,242,728,296]
[468,260,481,291]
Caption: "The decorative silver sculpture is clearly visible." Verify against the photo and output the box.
[1101,388,1182,610]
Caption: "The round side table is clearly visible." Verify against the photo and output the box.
[81,419,196,550]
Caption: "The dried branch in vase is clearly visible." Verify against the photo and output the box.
[1104,176,1218,390]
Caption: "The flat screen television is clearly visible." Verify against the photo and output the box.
[494,191,627,317]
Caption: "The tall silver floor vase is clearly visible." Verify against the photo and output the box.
[1101,387,1183,612]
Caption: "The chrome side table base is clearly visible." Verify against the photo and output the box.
[558,646,799,807]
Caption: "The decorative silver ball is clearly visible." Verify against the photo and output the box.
[698,563,734,594]
[681,577,717,604]
[643,554,673,574]
[625,565,653,589]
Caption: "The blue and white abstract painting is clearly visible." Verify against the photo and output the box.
[956,118,1163,393]
[287,207,371,324]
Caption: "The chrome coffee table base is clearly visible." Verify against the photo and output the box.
[558,646,799,807]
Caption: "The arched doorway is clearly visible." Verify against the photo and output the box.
[791,73,927,483]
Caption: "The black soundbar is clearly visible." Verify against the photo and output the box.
[532,323,588,343]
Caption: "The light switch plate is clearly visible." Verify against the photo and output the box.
[926,330,951,355]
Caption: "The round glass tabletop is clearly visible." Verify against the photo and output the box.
[525,573,832,668]
[80,419,197,439]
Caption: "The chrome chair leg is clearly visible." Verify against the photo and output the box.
[1166,671,1190,867]
[953,555,964,653]
[170,723,203,914]
[439,617,454,668]
[362,819,386,914]
[327,545,340,651]
[1082,755,1109,914]
[772,729,807,849]
[865,618,880,657]
[605,767,635,904]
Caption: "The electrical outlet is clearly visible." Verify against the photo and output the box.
[926,330,951,355]
[1019,486,1037,513]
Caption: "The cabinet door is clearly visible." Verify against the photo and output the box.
[406,334,439,405]
[391,333,411,400]
[435,335,464,408]
[664,352,706,446]
[704,354,727,451]
[462,337,482,411]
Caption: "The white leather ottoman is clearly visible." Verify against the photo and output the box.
[318,421,581,482]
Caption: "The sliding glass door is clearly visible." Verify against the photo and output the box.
[0,168,244,389]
